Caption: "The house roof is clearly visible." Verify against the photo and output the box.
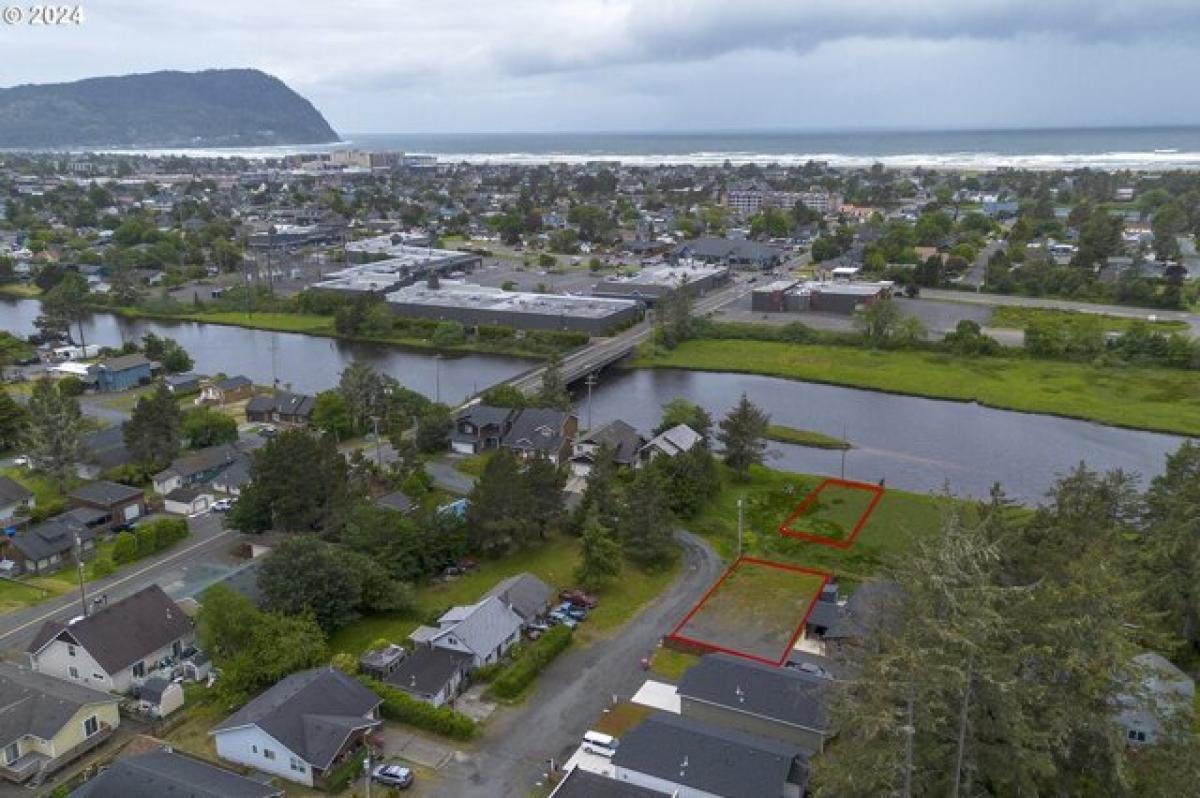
[212,667,382,771]
[675,237,781,262]
[482,572,552,622]
[69,750,284,798]
[165,486,212,503]
[432,596,522,657]
[137,677,172,703]
[642,423,700,457]
[825,580,903,642]
[550,767,670,798]
[246,391,315,418]
[678,653,829,733]
[9,511,99,562]
[0,476,33,507]
[27,584,192,675]
[374,490,414,514]
[456,404,516,430]
[80,425,135,470]
[576,420,645,466]
[68,480,143,507]
[154,444,239,482]
[0,663,117,748]
[98,353,151,373]
[216,375,253,391]
[385,647,471,697]
[502,408,574,455]
[612,714,808,798]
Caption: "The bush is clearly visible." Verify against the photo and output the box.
[487,625,572,700]
[321,750,364,793]
[111,531,138,564]
[357,676,477,740]
[91,557,115,578]
[111,518,187,566]
[57,376,85,397]
[431,320,466,348]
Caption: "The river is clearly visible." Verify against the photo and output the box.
[4,298,1188,502]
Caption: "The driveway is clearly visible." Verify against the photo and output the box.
[429,531,722,798]
[427,456,477,495]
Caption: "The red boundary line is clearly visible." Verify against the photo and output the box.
[778,477,885,550]
[665,556,833,668]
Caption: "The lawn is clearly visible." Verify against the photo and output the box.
[779,479,883,547]
[0,578,58,613]
[593,702,653,738]
[0,283,41,298]
[989,306,1189,333]
[692,464,949,585]
[454,451,495,478]
[670,557,828,665]
[765,424,850,450]
[637,339,1200,436]
[0,466,75,508]
[648,647,699,682]
[329,535,680,656]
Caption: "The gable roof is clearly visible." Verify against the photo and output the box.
[69,750,284,798]
[642,423,700,457]
[216,375,253,391]
[678,653,829,733]
[502,408,574,455]
[10,510,99,562]
[0,476,33,507]
[434,596,522,657]
[27,584,192,674]
[154,444,239,482]
[576,420,645,466]
[550,767,670,798]
[98,353,151,373]
[80,425,134,470]
[385,647,471,696]
[482,572,552,622]
[0,663,117,748]
[246,391,315,419]
[212,667,381,771]
[456,404,516,430]
[374,490,414,515]
[612,714,808,798]
[68,480,143,507]
[825,580,903,642]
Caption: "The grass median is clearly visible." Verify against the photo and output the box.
[636,339,1200,436]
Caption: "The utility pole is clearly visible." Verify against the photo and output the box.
[372,416,383,469]
[434,354,442,404]
[736,496,744,559]
[840,422,848,480]
[73,532,88,617]
[362,750,372,798]
[584,372,598,430]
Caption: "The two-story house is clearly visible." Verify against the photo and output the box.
[451,405,517,455]
[26,585,194,694]
[408,596,523,669]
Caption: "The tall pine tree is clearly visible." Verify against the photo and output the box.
[717,393,769,481]
[122,383,182,470]
[21,378,83,488]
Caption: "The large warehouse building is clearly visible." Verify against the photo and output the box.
[385,281,642,335]
[311,246,482,295]
[592,264,730,305]
[751,279,892,314]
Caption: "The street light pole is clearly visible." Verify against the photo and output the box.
[73,532,88,617]
[372,416,383,469]
[584,372,597,430]
[434,354,442,404]
[736,496,744,559]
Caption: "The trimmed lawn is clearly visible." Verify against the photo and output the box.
[637,339,1200,436]
[989,305,1189,333]
[766,424,850,450]
[672,559,827,664]
[649,647,699,682]
[454,451,495,478]
[329,535,680,656]
[0,283,41,298]
[0,578,57,613]
[692,464,949,585]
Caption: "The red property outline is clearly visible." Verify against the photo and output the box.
[665,556,832,668]
[778,477,885,550]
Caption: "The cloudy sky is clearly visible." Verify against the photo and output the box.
[3,0,1200,134]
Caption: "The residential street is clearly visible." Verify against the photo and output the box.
[429,531,722,798]
[0,513,236,656]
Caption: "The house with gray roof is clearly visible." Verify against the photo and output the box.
[152,444,241,495]
[95,354,152,392]
[66,480,145,530]
[6,508,102,575]
[76,426,135,480]
[501,407,578,465]
[451,404,517,455]
[245,391,316,426]
[550,767,670,798]
[483,572,552,625]
[671,237,783,270]
[0,476,34,529]
[571,419,647,477]
[384,646,472,707]
[678,653,832,751]
[69,749,283,798]
[638,423,701,465]
[409,595,523,669]
[27,584,194,694]
[0,663,120,784]
[612,713,809,798]
[212,667,382,788]
[1115,651,1196,746]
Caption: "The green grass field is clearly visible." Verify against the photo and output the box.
[328,535,679,656]
[637,340,1200,436]
[674,558,827,663]
[781,480,881,543]
[0,579,57,613]
[765,424,851,450]
[989,306,1189,333]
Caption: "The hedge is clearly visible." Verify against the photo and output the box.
[486,625,572,700]
[111,517,189,565]
[356,676,477,740]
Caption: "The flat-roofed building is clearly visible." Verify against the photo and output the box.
[592,264,730,305]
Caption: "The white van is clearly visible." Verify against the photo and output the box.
[582,730,619,758]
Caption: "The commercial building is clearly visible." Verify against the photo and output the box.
[386,281,640,335]
[751,279,891,315]
[592,263,730,305]
[670,237,783,270]
[312,243,482,295]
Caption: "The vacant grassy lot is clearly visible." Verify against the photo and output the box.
[329,535,679,656]
[781,480,882,545]
[0,579,57,613]
[765,424,850,450]
[989,306,1189,333]
[637,339,1200,436]
[672,558,827,664]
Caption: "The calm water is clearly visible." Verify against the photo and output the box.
[4,298,1188,502]
[1,299,529,403]
[580,369,1189,503]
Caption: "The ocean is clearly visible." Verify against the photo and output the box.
[99,125,1200,170]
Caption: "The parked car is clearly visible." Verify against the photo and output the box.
[371,763,414,789]
[212,498,235,512]
[560,589,598,609]
[528,621,551,633]
[548,611,578,629]
[556,602,588,621]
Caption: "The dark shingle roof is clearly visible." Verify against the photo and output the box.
[0,476,33,506]
[576,420,645,466]
[375,490,414,514]
[213,667,382,770]
[217,375,252,391]
[0,663,117,747]
[503,408,573,455]
[612,714,808,798]
[10,511,99,562]
[154,444,238,482]
[27,584,192,674]
[246,391,315,418]
[551,767,669,798]
[457,404,515,429]
[99,353,151,373]
[483,572,551,622]
[825,580,903,642]
[69,750,284,798]
[385,647,470,697]
[678,653,829,732]
[80,426,134,470]
[68,480,143,507]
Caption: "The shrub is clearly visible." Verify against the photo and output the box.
[57,376,85,397]
[91,557,115,578]
[431,321,466,348]
[357,676,477,740]
[111,531,138,564]
[487,625,572,700]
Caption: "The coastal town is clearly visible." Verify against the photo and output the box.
[1,145,1200,798]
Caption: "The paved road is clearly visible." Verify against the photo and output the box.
[0,513,235,655]
[430,531,722,798]
[426,457,477,495]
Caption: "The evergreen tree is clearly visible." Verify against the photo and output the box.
[1141,441,1200,654]
[717,393,769,481]
[618,468,676,570]
[535,354,572,410]
[654,443,721,518]
[0,388,26,452]
[36,271,90,347]
[524,454,566,540]
[21,378,83,488]
[653,398,712,441]
[259,536,364,632]
[571,443,621,532]
[465,450,531,556]
[122,384,182,469]
[231,429,350,534]
[574,510,622,590]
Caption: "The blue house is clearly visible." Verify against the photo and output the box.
[95,354,153,392]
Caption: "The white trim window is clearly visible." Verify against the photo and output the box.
[82,715,99,737]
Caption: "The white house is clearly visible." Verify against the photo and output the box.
[212,667,382,788]
[637,423,701,466]
[26,585,194,694]
[408,596,523,669]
